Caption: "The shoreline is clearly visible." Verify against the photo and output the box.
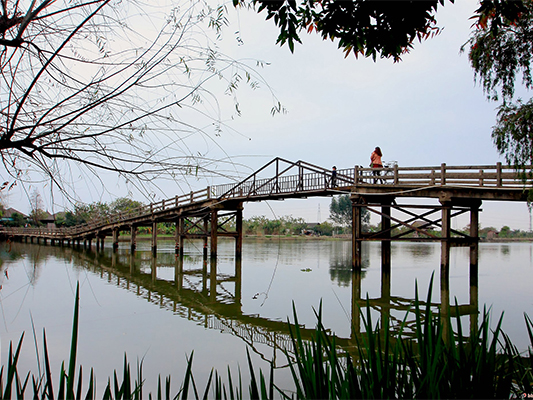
[118,234,533,243]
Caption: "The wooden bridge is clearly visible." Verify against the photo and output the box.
[1,157,531,269]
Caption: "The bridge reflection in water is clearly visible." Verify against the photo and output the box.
[62,240,479,358]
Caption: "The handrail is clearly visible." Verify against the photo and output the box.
[218,157,344,200]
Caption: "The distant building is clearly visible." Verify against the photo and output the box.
[2,207,28,219]
[0,207,28,225]
[301,222,320,236]
[486,230,499,240]
[39,211,56,229]
[412,220,432,238]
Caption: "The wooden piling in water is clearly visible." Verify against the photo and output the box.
[112,229,119,252]
[351,198,362,270]
[210,210,218,259]
[381,198,392,273]
[236,208,243,258]
[130,225,136,253]
[151,222,157,255]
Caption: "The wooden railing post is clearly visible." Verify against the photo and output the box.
[393,164,399,185]
[175,195,179,207]
[441,163,446,186]
[190,191,193,203]
[479,170,484,186]
[354,166,359,187]
[207,186,211,199]
[496,162,502,187]
[276,159,279,193]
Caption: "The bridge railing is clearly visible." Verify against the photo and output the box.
[354,162,526,188]
[213,162,531,201]
[212,161,530,201]
[0,227,67,237]
[70,187,213,234]
[7,188,213,238]
[215,158,354,199]
[2,160,530,240]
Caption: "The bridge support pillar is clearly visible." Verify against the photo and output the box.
[210,210,218,259]
[151,222,157,255]
[202,258,208,293]
[151,253,157,282]
[112,228,119,252]
[351,198,363,270]
[469,202,480,283]
[129,253,136,275]
[440,201,452,271]
[174,217,183,256]
[235,257,242,305]
[130,226,137,253]
[350,270,362,337]
[381,198,392,273]
[209,258,217,300]
[441,257,451,345]
[203,216,209,259]
[175,254,184,290]
[179,220,185,257]
[236,208,243,258]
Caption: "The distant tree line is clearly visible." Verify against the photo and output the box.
[2,194,532,240]
[478,225,533,239]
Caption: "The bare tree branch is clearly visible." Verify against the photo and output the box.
[0,0,278,205]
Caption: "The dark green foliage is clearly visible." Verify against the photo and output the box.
[329,194,369,229]
[234,0,449,60]
[3,212,26,227]
[109,198,144,215]
[466,0,532,102]
[492,99,533,173]
[464,1,533,174]
[243,215,309,236]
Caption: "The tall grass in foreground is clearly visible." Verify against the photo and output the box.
[1,281,532,399]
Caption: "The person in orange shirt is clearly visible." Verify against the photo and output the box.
[370,146,383,183]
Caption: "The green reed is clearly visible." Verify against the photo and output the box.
[1,280,532,399]
[280,277,533,399]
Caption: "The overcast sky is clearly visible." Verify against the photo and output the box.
[5,1,532,230]
[214,1,532,230]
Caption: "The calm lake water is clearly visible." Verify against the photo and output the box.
[0,238,532,395]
